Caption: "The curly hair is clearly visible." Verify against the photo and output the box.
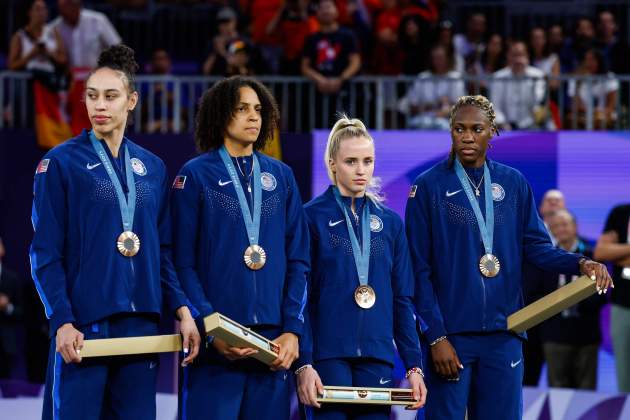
[449,95,498,134]
[91,44,139,93]
[195,76,279,153]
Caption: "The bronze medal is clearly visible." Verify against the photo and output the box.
[244,244,266,270]
[479,253,500,277]
[117,231,140,257]
[354,285,376,309]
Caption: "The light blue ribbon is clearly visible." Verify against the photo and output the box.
[218,146,262,246]
[332,187,371,286]
[454,159,494,255]
[89,131,136,233]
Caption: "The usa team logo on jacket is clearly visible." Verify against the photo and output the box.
[260,172,277,191]
[370,215,383,232]
[491,183,505,201]
[131,158,147,176]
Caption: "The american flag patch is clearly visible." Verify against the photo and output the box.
[409,185,417,198]
[172,175,187,189]
[36,159,50,174]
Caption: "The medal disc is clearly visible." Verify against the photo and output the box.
[479,253,500,277]
[354,285,376,309]
[117,231,140,257]
[244,244,266,270]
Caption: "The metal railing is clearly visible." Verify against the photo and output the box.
[2,72,630,132]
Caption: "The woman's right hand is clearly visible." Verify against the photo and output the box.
[297,365,325,408]
[212,337,258,360]
[56,323,84,364]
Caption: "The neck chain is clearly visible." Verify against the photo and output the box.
[235,156,254,193]
[464,171,484,197]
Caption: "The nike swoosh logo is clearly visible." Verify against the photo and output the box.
[218,180,233,186]
[86,162,102,170]
[328,219,345,227]
[510,359,522,368]
[379,378,391,385]
[446,189,462,197]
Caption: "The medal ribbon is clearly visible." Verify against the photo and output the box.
[454,158,494,256]
[89,131,136,233]
[219,146,262,246]
[332,186,371,286]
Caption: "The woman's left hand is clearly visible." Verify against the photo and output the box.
[176,306,201,367]
[406,371,427,410]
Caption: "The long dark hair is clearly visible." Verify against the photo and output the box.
[194,76,279,153]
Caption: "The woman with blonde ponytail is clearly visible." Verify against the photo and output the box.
[294,115,427,418]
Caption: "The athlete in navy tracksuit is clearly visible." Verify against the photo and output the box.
[172,77,309,420]
[295,117,426,419]
[30,45,199,420]
[405,95,613,419]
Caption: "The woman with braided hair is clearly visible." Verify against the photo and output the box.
[405,95,612,419]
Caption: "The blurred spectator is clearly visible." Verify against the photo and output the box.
[51,0,121,69]
[301,0,361,95]
[51,0,121,134]
[533,210,604,390]
[529,27,560,80]
[369,0,403,74]
[566,48,618,129]
[398,14,431,75]
[467,33,505,95]
[540,189,566,240]
[435,19,464,73]
[142,48,188,133]
[0,238,23,379]
[596,10,630,75]
[8,0,67,75]
[490,41,547,130]
[397,44,465,129]
[548,24,565,55]
[266,0,316,75]
[560,16,596,73]
[453,12,486,65]
[594,203,630,393]
[203,7,266,76]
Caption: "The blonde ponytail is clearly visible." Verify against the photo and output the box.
[324,114,384,204]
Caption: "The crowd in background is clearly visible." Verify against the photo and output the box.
[3,0,630,131]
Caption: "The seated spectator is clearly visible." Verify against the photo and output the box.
[203,7,267,76]
[265,0,316,75]
[8,0,67,76]
[397,44,465,129]
[142,48,188,133]
[435,19,465,73]
[560,16,596,73]
[398,14,431,75]
[490,41,547,130]
[531,210,605,390]
[301,0,361,95]
[467,33,505,95]
[596,10,630,75]
[566,48,618,130]
[453,12,487,67]
[529,27,560,82]
[369,0,403,74]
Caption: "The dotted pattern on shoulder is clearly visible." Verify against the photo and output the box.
[207,188,240,220]
[328,232,386,258]
[135,181,152,207]
[261,193,282,220]
[90,177,117,203]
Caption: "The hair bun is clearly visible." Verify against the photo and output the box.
[97,44,139,76]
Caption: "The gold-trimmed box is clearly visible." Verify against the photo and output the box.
[203,312,279,365]
[508,275,596,333]
[317,386,416,406]
[81,334,182,357]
